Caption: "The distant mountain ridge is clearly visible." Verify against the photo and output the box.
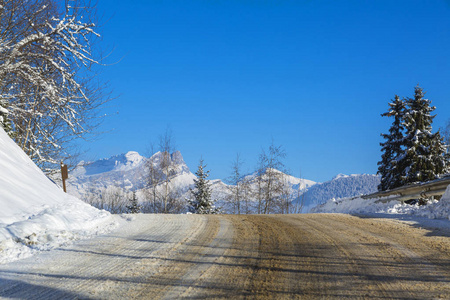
[67,151,380,213]
[72,151,146,177]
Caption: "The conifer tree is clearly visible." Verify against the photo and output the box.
[377,95,406,191]
[126,191,141,214]
[187,158,220,214]
[397,86,448,184]
[378,86,449,191]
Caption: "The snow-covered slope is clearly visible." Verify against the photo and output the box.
[0,128,114,264]
[296,174,381,212]
[311,185,450,220]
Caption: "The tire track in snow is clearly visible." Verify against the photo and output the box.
[291,214,450,299]
[160,216,234,299]
[0,214,448,299]
[0,214,205,299]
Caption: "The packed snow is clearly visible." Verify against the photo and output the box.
[311,185,450,222]
[0,127,116,264]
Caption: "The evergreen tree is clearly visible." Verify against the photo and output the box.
[126,191,141,214]
[397,85,448,184]
[377,95,406,191]
[187,158,220,214]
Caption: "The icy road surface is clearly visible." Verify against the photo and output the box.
[0,214,449,299]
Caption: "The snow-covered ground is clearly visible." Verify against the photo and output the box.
[311,184,450,227]
[0,128,116,264]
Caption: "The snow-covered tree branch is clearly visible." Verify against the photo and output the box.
[0,0,108,172]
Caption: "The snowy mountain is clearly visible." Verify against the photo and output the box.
[67,151,318,212]
[67,151,380,214]
[240,169,316,191]
[67,150,195,199]
[0,127,114,264]
[296,174,381,212]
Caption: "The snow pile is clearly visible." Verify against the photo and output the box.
[311,185,450,220]
[310,196,401,215]
[0,127,116,264]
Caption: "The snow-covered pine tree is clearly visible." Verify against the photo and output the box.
[430,131,450,176]
[126,191,141,214]
[377,95,406,191]
[187,158,220,214]
[398,85,448,184]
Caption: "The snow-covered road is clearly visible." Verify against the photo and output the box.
[0,214,449,299]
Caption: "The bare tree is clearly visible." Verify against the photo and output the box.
[84,184,129,214]
[279,175,291,214]
[255,154,265,214]
[240,175,253,214]
[142,142,163,213]
[0,0,108,173]
[142,129,185,214]
[226,153,244,214]
[259,141,287,214]
[101,186,130,214]
[159,128,177,213]
[291,170,306,214]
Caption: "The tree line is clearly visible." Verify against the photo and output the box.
[82,130,305,215]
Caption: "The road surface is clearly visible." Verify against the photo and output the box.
[0,214,449,299]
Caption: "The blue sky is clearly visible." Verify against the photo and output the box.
[82,0,450,183]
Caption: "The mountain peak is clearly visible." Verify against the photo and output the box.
[171,150,185,165]
[332,173,348,180]
[124,151,145,164]
[149,151,187,167]
[76,151,145,176]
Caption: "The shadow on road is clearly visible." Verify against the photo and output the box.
[0,277,82,299]
[352,213,450,238]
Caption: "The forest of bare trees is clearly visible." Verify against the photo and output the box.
[141,130,185,214]
[223,141,305,215]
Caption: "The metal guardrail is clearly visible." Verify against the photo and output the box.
[361,174,450,202]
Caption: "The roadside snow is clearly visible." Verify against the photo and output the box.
[311,185,450,222]
[0,127,116,264]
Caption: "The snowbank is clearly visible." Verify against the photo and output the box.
[311,185,450,221]
[0,127,116,264]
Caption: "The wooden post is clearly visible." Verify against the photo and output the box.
[61,162,68,193]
